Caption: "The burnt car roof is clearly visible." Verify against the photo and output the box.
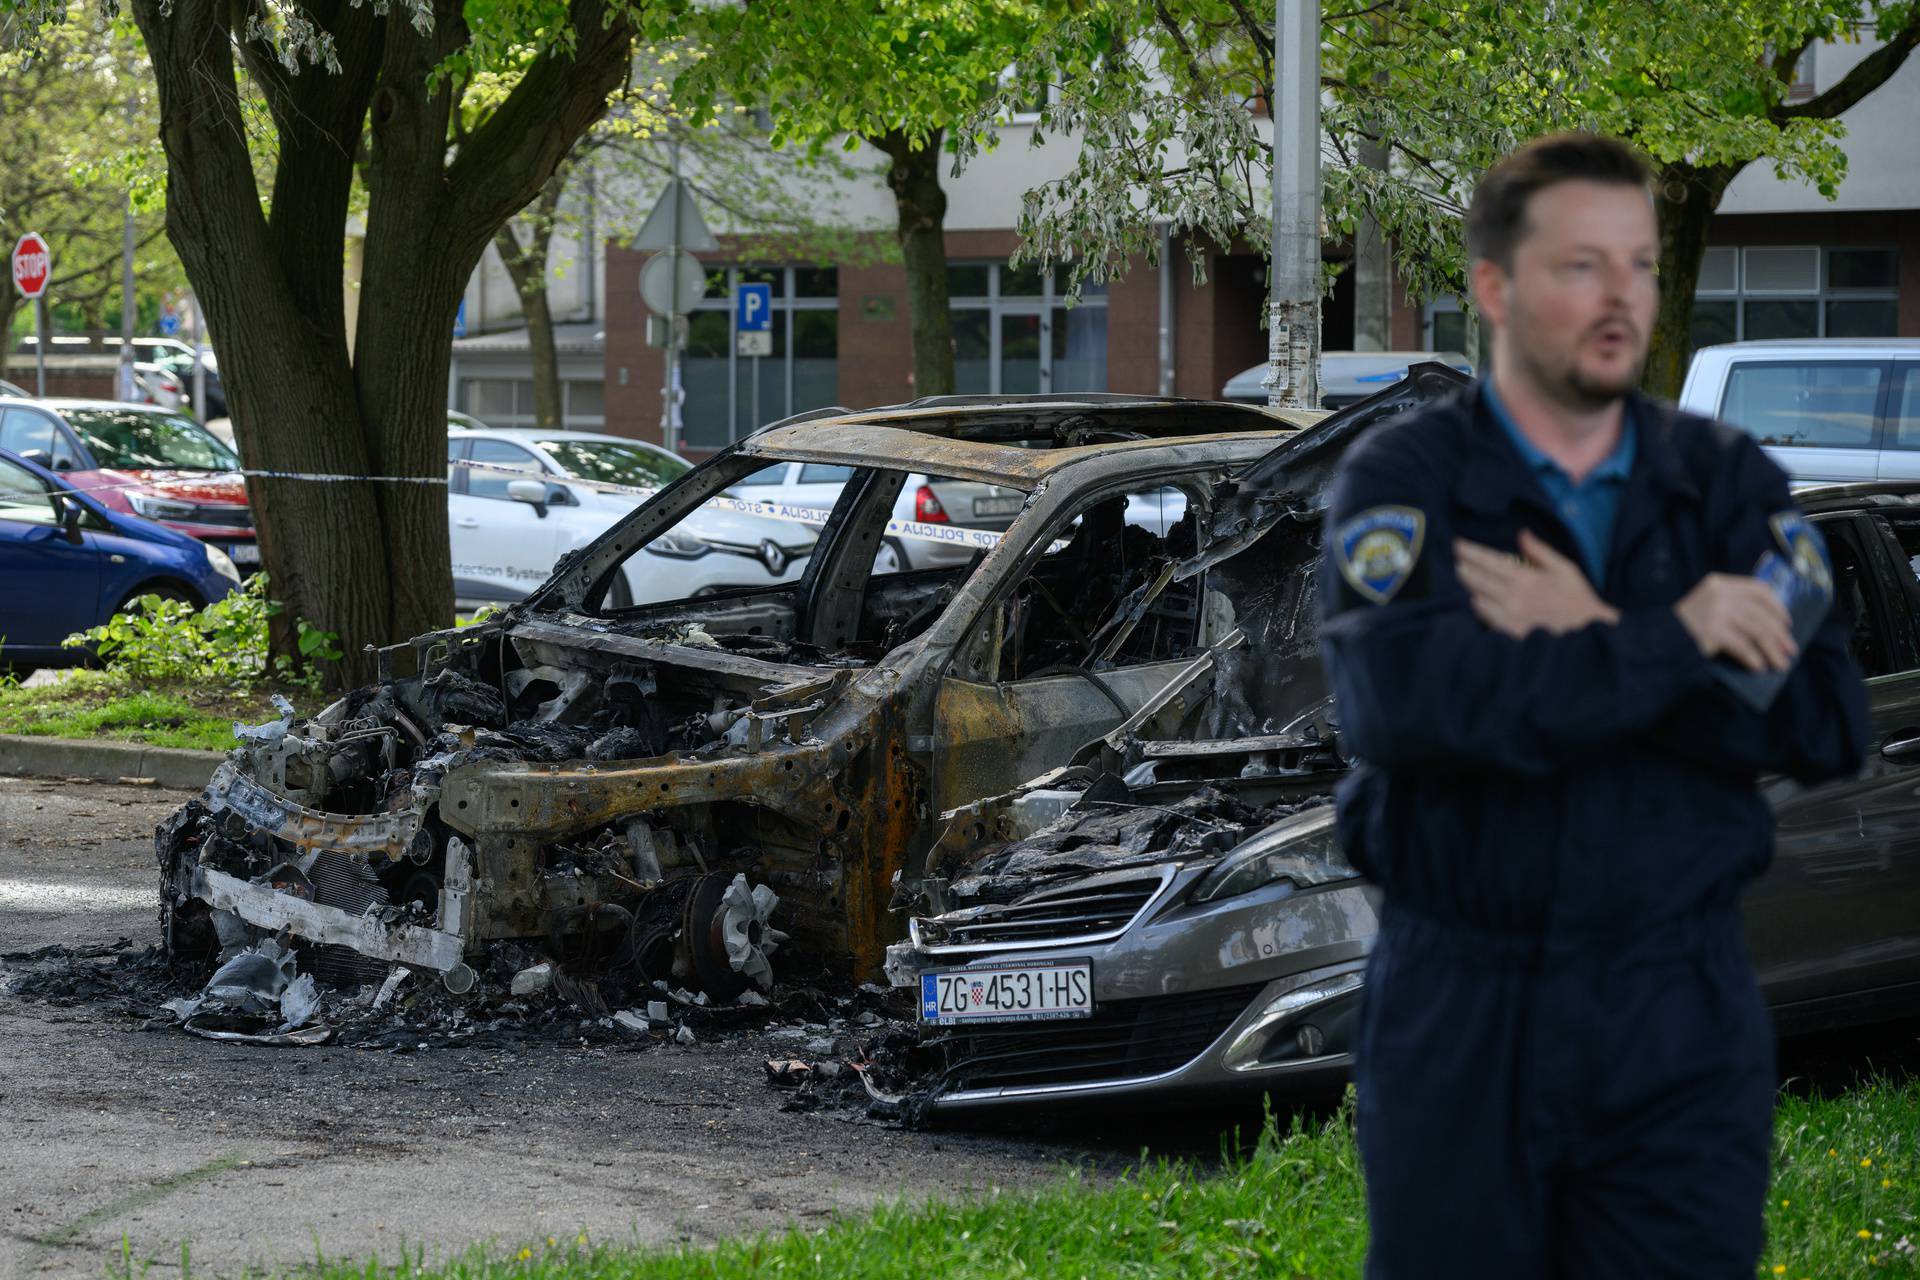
[738,398,1326,487]
[741,424,1307,487]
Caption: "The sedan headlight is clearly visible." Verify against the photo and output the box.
[644,529,713,559]
[1190,805,1342,904]
[130,493,197,520]
[204,543,242,584]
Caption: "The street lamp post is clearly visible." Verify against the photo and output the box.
[1267,0,1322,410]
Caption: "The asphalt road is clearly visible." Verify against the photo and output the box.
[7,775,1912,1280]
[0,776,1215,1279]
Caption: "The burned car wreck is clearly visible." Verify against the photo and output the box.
[886,367,1920,1113]
[156,387,1405,1001]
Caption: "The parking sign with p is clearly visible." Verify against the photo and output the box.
[736,282,772,358]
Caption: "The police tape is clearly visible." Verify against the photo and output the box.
[33,455,1029,553]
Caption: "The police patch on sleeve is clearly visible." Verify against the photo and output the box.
[1768,510,1833,595]
[1335,505,1427,604]
[1715,510,1836,713]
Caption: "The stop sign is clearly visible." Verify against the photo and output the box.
[12,232,51,300]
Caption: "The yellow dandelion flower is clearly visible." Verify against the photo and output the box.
[1862,1158,1873,1168]
[1859,1229,1873,1239]
[1881,1179,1891,1188]
[1830,1148,1840,1158]
[1782,1199,1791,1207]
[1772,1266,1786,1274]
[517,1247,533,1259]
[547,1237,557,1247]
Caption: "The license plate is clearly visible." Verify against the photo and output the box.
[920,961,1092,1025]
[972,495,1022,517]
[226,543,261,565]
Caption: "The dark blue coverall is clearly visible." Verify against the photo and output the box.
[1318,381,1869,1278]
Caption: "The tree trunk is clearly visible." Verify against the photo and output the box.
[129,0,633,685]
[876,128,955,397]
[492,173,569,431]
[1351,135,1391,352]
[1644,160,1737,401]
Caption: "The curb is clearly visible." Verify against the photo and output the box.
[0,733,221,791]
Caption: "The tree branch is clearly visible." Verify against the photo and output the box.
[444,0,635,254]
[1773,13,1920,121]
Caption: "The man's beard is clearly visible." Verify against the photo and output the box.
[1514,322,1646,411]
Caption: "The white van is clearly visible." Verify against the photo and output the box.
[1678,339,1920,485]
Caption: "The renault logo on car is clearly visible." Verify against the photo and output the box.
[758,539,788,576]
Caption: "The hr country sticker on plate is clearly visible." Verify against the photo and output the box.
[920,960,1093,1025]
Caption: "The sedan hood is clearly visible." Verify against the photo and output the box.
[102,468,249,504]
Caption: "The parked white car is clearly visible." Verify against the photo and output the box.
[732,459,1197,560]
[728,461,1026,572]
[1678,339,1920,486]
[1222,351,1473,408]
[448,429,814,609]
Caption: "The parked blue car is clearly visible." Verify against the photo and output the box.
[0,447,241,676]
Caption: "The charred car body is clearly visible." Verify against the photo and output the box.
[887,370,1920,1112]
[158,390,1368,996]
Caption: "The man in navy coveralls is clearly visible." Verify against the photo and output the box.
[1319,133,1868,1277]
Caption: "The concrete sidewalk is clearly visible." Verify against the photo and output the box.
[0,733,219,790]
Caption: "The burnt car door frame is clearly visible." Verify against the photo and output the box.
[1750,504,1920,1024]
[926,465,1234,812]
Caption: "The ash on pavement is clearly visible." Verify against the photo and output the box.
[0,776,1240,1280]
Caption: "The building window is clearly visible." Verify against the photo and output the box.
[948,262,1109,395]
[680,266,839,449]
[1691,245,1899,346]
[1423,296,1472,357]
[457,377,607,430]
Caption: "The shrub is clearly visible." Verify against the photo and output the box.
[62,573,339,692]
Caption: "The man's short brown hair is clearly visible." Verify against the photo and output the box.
[1466,133,1652,267]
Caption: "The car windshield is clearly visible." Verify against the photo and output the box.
[62,408,239,471]
[539,439,691,489]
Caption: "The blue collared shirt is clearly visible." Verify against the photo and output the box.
[1482,379,1637,587]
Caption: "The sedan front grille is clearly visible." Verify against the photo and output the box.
[931,874,1168,949]
[931,984,1263,1093]
[179,505,251,529]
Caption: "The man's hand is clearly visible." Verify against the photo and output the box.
[1673,574,1797,673]
[1456,530,1620,638]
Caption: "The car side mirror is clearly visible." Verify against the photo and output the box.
[57,496,84,545]
[506,477,549,517]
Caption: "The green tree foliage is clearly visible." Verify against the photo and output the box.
[3,0,679,681]
[980,0,1920,392]
[0,4,183,352]
[491,47,869,431]
[678,0,1052,395]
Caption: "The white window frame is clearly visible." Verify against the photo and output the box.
[1693,245,1900,340]
[949,261,1109,395]
[685,265,840,444]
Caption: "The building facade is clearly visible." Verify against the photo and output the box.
[448,35,1918,453]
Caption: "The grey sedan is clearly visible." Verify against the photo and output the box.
[886,392,1920,1113]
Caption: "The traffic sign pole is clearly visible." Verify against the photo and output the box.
[12,232,53,398]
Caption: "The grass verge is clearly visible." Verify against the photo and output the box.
[120,1080,1916,1279]
[0,668,312,753]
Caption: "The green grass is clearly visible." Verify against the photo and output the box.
[115,1080,1918,1279]
[1767,1080,1919,1277]
[0,668,302,752]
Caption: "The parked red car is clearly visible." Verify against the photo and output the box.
[0,398,257,569]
